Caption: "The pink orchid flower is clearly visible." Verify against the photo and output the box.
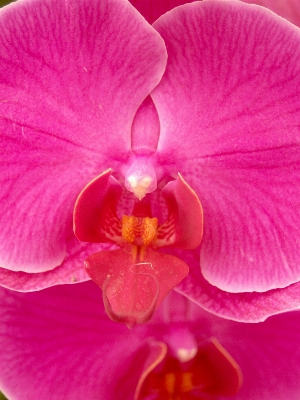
[2,0,300,324]
[1,284,300,400]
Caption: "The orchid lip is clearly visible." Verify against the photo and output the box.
[102,265,160,329]
[74,168,203,326]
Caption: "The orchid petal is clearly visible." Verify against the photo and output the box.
[156,174,203,249]
[0,0,167,274]
[152,0,300,292]
[85,247,189,326]
[74,169,122,243]
[0,282,143,400]
[213,311,300,400]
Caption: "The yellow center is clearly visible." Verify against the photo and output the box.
[165,373,176,395]
[121,215,158,246]
[181,372,194,393]
[164,372,194,399]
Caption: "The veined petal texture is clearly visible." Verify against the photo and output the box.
[0,0,167,273]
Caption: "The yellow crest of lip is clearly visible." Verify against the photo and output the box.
[164,371,194,396]
[121,215,158,246]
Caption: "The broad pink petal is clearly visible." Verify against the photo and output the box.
[85,247,189,326]
[152,1,300,292]
[74,169,122,243]
[0,0,167,274]
[173,248,300,322]
[157,173,203,249]
[0,282,144,400]
[242,0,300,27]
[213,311,300,400]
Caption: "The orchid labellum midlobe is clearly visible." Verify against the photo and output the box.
[2,0,300,324]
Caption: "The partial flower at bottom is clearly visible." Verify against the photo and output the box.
[1,283,300,400]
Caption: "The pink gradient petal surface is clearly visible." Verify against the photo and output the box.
[0,282,143,400]
[1,285,300,399]
[85,247,189,326]
[242,0,300,27]
[213,311,300,400]
[0,0,166,273]
[152,0,300,292]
